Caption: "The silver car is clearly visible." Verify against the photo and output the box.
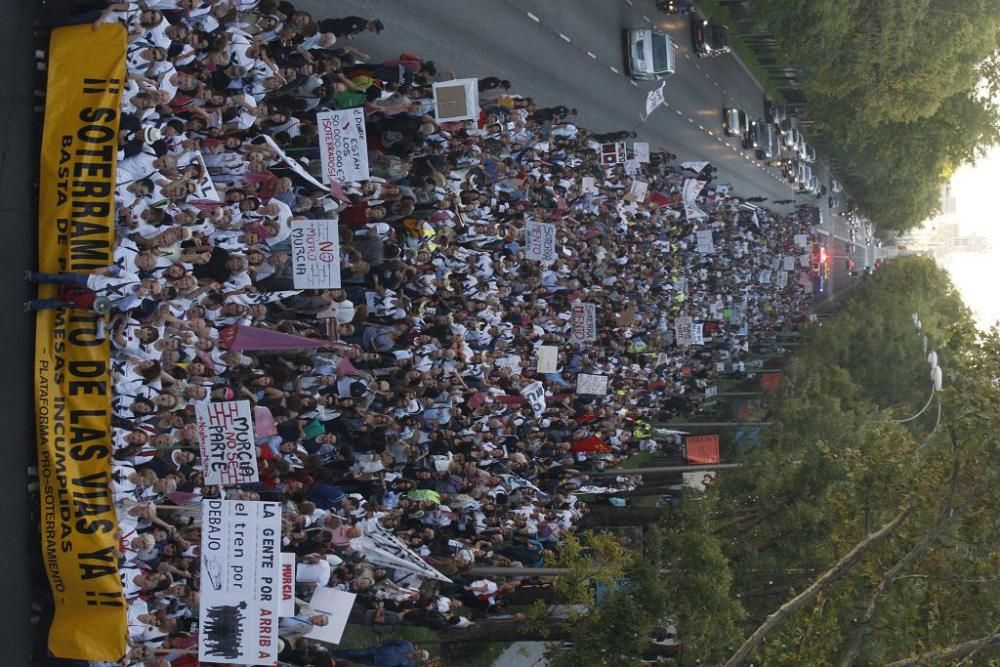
[723,107,749,136]
[626,29,677,80]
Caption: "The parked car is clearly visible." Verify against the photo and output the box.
[691,18,730,57]
[722,107,749,136]
[656,0,696,14]
[782,127,800,151]
[796,137,809,161]
[831,179,843,193]
[805,145,817,163]
[756,125,779,159]
[625,29,677,80]
[764,99,787,125]
[744,118,766,149]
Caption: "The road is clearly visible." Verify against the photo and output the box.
[299,0,873,296]
[4,0,45,664]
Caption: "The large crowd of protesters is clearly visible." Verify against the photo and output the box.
[37,2,819,665]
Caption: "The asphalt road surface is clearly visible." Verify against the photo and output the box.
[298,0,874,296]
[4,0,45,664]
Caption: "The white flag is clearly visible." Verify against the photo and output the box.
[644,83,666,118]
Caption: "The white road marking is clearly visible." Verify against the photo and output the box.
[587,51,597,59]
[527,11,540,22]
[688,117,694,123]
[675,109,683,115]
[559,33,571,42]
[643,15,651,23]
[610,65,619,73]
[630,80,638,86]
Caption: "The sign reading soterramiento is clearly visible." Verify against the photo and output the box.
[34,23,127,661]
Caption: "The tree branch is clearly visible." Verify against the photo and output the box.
[723,504,914,667]
[884,632,1000,666]
[837,440,963,667]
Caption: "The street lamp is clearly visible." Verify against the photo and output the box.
[896,337,943,423]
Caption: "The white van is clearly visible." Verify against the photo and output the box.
[626,28,677,80]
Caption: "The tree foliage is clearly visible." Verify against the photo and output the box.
[748,0,1000,232]
[651,257,1000,664]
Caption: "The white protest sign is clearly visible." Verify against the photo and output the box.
[305,588,356,645]
[624,159,639,176]
[674,315,694,347]
[783,256,796,271]
[794,234,809,248]
[182,152,221,201]
[581,176,597,194]
[691,322,705,346]
[536,345,559,373]
[521,381,547,415]
[633,142,650,163]
[758,270,772,284]
[799,253,811,268]
[629,179,648,201]
[776,270,789,288]
[683,470,717,491]
[199,500,281,664]
[682,179,708,220]
[196,401,258,485]
[570,302,598,343]
[291,219,341,289]
[576,373,609,396]
[352,519,453,582]
[705,385,718,398]
[524,221,557,262]
[696,229,715,254]
[316,109,370,183]
[432,77,479,122]
[279,553,296,617]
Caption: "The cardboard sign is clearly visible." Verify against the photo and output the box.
[196,400,259,485]
[199,500,282,664]
[682,179,708,220]
[182,151,221,201]
[571,302,598,343]
[683,470,717,491]
[633,142,650,163]
[316,109,370,183]
[291,219,341,289]
[536,345,559,373]
[576,373,609,395]
[521,381,547,414]
[279,553,296,617]
[629,179,648,201]
[305,588,357,645]
[601,142,627,165]
[696,230,715,254]
[432,77,479,122]
[524,221,557,262]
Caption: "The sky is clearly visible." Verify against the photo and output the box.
[937,145,1000,328]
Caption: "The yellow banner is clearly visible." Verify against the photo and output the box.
[35,23,127,661]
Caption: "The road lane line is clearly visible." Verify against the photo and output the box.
[610,65,619,73]
[643,15,651,23]
[558,33,571,42]
[526,11,540,22]
[675,109,683,115]
[587,51,597,59]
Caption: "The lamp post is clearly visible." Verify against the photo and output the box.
[895,315,943,424]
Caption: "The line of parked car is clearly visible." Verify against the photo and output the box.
[628,3,848,209]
